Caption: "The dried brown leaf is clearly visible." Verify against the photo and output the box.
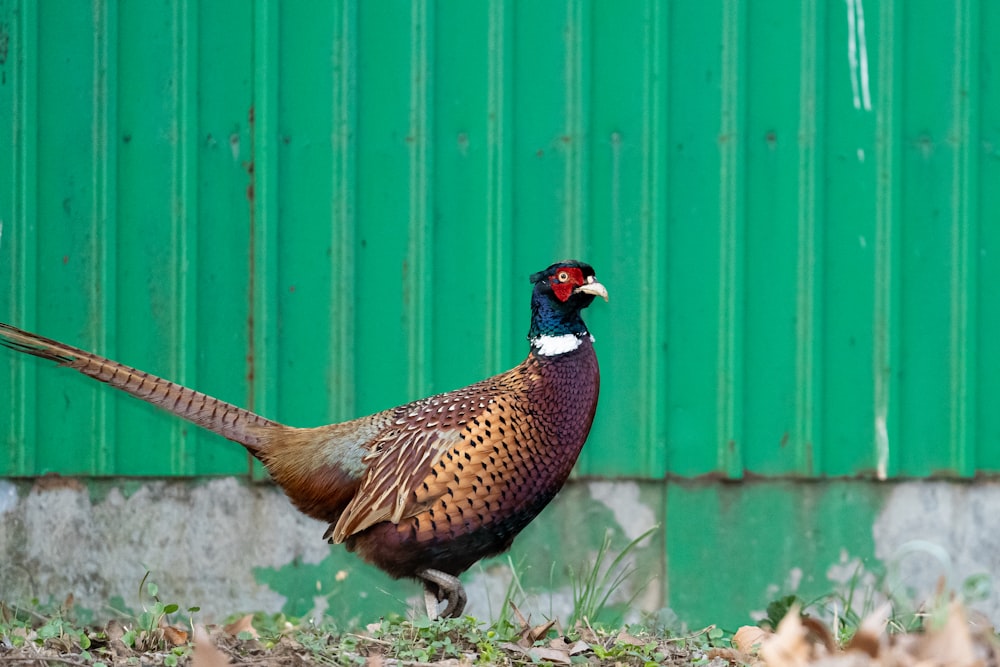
[548,635,590,656]
[192,623,231,667]
[501,641,572,665]
[508,600,529,629]
[916,601,980,667]
[615,628,646,646]
[846,602,890,658]
[708,646,753,664]
[529,645,573,664]
[525,619,556,644]
[760,607,812,667]
[161,623,189,646]
[507,600,555,647]
[223,613,259,639]
[733,625,770,654]
[104,619,126,645]
[800,615,836,653]
[575,620,599,644]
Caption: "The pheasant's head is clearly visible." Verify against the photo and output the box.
[527,260,608,355]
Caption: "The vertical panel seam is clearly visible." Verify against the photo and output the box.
[331,0,358,421]
[795,0,821,475]
[872,0,901,480]
[249,0,281,478]
[717,0,746,477]
[407,0,433,398]
[640,0,669,476]
[92,0,118,474]
[949,0,977,476]
[13,1,39,475]
[562,0,588,254]
[485,0,513,371]
[174,0,199,474]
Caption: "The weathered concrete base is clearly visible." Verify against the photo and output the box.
[0,477,332,621]
[0,476,663,626]
[0,477,997,629]
[872,483,1000,620]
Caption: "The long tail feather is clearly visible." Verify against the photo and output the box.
[0,322,280,452]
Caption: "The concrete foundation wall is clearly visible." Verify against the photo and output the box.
[0,476,996,629]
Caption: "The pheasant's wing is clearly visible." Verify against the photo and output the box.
[327,381,511,543]
[328,425,463,542]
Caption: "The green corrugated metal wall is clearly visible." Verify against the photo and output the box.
[1,0,997,480]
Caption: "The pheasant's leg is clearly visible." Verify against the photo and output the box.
[418,569,467,619]
[423,585,440,619]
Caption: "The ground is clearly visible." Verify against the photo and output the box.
[2,598,998,667]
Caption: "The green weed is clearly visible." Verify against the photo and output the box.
[567,525,658,627]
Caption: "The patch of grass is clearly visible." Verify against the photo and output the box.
[351,613,718,667]
[0,574,203,666]
[7,549,990,667]
[1,596,99,653]
[568,525,658,627]
[0,593,723,667]
[485,554,531,631]
[372,614,495,662]
[0,543,667,665]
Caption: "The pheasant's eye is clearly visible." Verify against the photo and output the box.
[556,271,570,282]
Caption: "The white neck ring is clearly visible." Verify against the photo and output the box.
[530,333,592,356]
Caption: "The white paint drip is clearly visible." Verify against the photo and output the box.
[846,0,859,104]
[855,0,872,110]
[0,220,4,251]
[846,0,873,111]
[531,333,589,356]
[875,410,889,480]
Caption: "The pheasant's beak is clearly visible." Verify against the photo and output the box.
[575,277,609,302]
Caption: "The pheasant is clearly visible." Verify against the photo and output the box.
[0,260,607,618]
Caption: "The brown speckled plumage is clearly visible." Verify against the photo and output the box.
[0,260,607,618]
[344,337,600,580]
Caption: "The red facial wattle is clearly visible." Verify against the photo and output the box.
[549,267,585,302]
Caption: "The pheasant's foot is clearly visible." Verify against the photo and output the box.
[418,569,467,619]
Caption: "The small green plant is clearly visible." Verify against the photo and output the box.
[758,593,805,630]
[118,572,200,652]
